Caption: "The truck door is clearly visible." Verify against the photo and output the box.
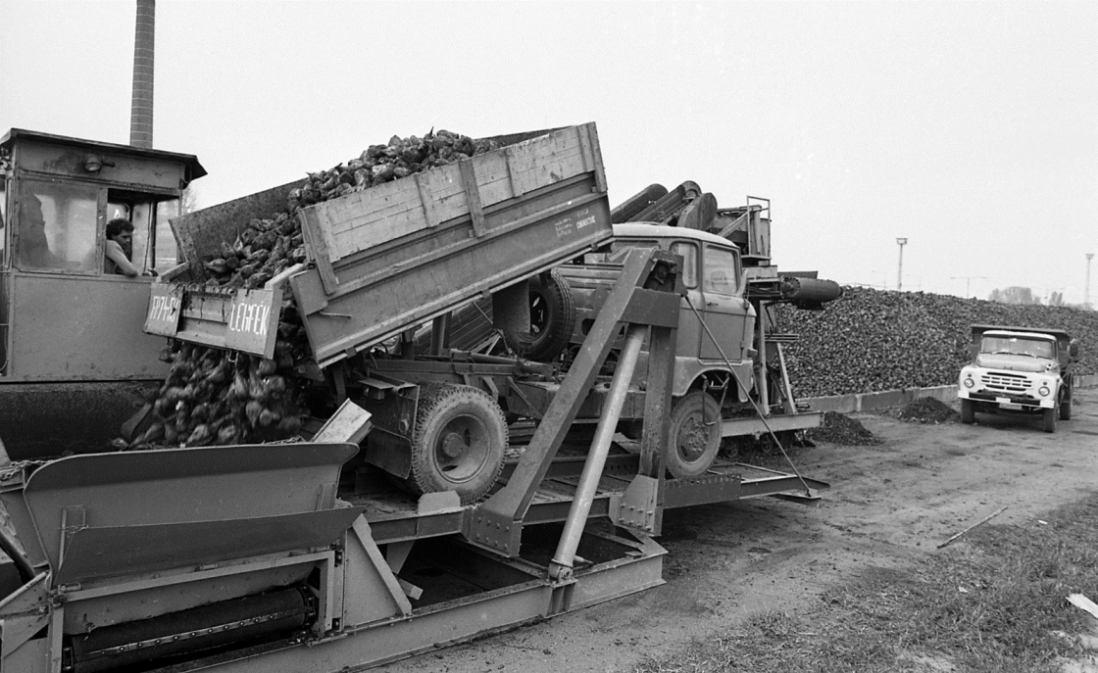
[667,240,704,361]
[697,243,754,364]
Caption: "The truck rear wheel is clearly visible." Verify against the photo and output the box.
[960,399,975,424]
[665,391,721,478]
[1042,405,1057,433]
[502,270,575,363]
[408,384,507,504]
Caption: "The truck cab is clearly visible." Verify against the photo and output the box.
[0,129,205,457]
[958,325,1077,433]
[565,223,757,399]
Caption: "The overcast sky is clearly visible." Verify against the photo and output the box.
[2,1,1095,303]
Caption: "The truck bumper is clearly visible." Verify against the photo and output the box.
[959,389,1054,409]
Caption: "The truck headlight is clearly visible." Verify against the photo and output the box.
[1038,386,1051,397]
[963,377,975,389]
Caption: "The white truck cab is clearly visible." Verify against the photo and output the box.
[958,325,1077,433]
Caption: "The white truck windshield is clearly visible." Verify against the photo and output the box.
[980,336,1054,359]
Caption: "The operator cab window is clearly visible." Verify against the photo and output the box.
[16,181,98,273]
[669,241,698,288]
[107,193,181,275]
[702,245,740,295]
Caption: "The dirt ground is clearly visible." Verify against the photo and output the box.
[378,388,1098,673]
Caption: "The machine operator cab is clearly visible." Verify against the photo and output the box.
[0,129,205,382]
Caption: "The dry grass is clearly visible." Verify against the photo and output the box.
[631,493,1098,673]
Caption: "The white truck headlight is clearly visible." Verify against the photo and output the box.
[1038,386,1051,397]
[963,377,975,388]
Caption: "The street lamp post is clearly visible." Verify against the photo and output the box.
[896,238,908,291]
[1087,253,1094,308]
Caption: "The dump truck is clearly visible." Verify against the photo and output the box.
[958,324,1079,432]
[421,182,843,478]
[0,124,830,673]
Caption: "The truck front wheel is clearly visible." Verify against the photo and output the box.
[408,384,507,504]
[665,391,721,478]
[1042,405,1057,434]
[1060,388,1072,421]
[960,399,975,424]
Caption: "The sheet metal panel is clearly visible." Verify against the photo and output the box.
[22,443,357,574]
[7,274,168,381]
[145,282,280,358]
[55,508,361,585]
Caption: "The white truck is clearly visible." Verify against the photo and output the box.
[958,324,1078,433]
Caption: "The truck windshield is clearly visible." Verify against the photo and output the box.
[980,336,1054,359]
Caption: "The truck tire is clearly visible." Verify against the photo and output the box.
[960,399,975,424]
[1042,405,1057,434]
[502,270,575,363]
[665,391,721,478]
[407,384,507,504]
[1060,388,1072,421]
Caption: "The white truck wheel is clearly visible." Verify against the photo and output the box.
[960,399,975,424]
[1042,405,1057,434]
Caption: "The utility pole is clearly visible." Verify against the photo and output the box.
[1087,253,1094,308]
[896,238,908,291]
[951,276,987,297]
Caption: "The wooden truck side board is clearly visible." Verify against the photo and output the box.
[147,124,613,367]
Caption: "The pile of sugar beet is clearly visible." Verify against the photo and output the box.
[119,130,502,450]
[773,286,1098,399]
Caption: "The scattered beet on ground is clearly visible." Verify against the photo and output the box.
[806,411,882,446]
[896,396,960,424]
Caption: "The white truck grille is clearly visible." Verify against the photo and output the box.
[980,372,1032,393]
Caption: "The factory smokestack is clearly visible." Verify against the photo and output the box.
[130,0,155,148]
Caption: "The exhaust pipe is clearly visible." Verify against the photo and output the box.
[130,0,155,148]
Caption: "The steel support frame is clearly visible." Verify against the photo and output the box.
[195,530,666,673]
[463,248,681,558]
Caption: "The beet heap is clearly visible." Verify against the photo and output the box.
[774,286,1098,399]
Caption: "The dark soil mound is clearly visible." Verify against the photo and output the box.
[897,397,960,424]
[806,412,882,446]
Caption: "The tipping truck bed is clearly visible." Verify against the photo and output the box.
[144,123,613,365]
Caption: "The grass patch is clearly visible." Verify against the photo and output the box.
[631,493,1098,673]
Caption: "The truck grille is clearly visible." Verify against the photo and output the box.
[980,372,1032,393]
